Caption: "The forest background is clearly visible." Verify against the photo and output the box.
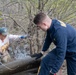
[0,0,76,75]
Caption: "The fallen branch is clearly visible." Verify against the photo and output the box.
[0,56,41,75]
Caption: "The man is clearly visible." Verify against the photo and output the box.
[0,27,28,63]
[32,12,76,75]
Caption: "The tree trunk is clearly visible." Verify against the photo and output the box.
[0,56,41,75]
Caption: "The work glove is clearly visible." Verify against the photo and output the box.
[20,34,29,39]
[49,73,54,75]
[0,52,3,58]
[31,53,43,60]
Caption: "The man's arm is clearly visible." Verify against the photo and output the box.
[50,28,67,74]
[31,31,52,59]
[8,34,28,41]
[42,31,52,52]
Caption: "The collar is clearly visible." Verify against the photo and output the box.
[47,19,57,33]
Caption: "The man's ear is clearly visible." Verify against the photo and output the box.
[44,23,47,27]
[42,22,46,26]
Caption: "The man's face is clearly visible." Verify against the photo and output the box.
[37,23,48,31]
[0,34,6,40]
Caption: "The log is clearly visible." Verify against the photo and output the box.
[0,56,41,75]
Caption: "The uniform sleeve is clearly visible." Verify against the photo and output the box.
[8,34,28,41]
[42,31,52,52]
[51,28,67,73]
[8,34,21,41]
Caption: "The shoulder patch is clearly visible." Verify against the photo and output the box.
[58,20,66,27]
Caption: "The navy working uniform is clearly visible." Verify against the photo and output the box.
[38,19,76,75]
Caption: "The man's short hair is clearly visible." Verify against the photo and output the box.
[33,12,46,25]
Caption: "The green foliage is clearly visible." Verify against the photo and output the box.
[1,0,76,53]
[20,0,76,26]
[20,0,76,53]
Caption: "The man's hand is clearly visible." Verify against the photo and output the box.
[20,34,29,39]
[49,73,54,75]
[31,53,43,60]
